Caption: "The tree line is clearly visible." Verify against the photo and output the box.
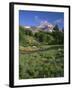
[19,24,64,46]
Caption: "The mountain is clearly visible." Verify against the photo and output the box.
[37,21,54,32]
[23,21,55,33]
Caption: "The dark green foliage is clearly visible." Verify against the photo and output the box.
[52,30,64,44]
[36,31,45,42]
[25,29,33,36]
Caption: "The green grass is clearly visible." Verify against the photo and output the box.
[19,47,64,79]
[19,26,64,79]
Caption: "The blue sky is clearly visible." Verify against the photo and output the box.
[19,10,64,29]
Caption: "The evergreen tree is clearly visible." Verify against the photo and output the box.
[53,24,59,31]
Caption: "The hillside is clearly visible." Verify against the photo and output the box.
[19,25,64,48]
[19,25,64,79]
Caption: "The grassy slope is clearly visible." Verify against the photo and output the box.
[19,47,64,79]
[19,26,64,79]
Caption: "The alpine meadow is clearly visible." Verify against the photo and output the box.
[19,10,64,79]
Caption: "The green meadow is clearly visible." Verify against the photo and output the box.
[19,25,64,79]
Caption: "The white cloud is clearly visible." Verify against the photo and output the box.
[54,18,64,24]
